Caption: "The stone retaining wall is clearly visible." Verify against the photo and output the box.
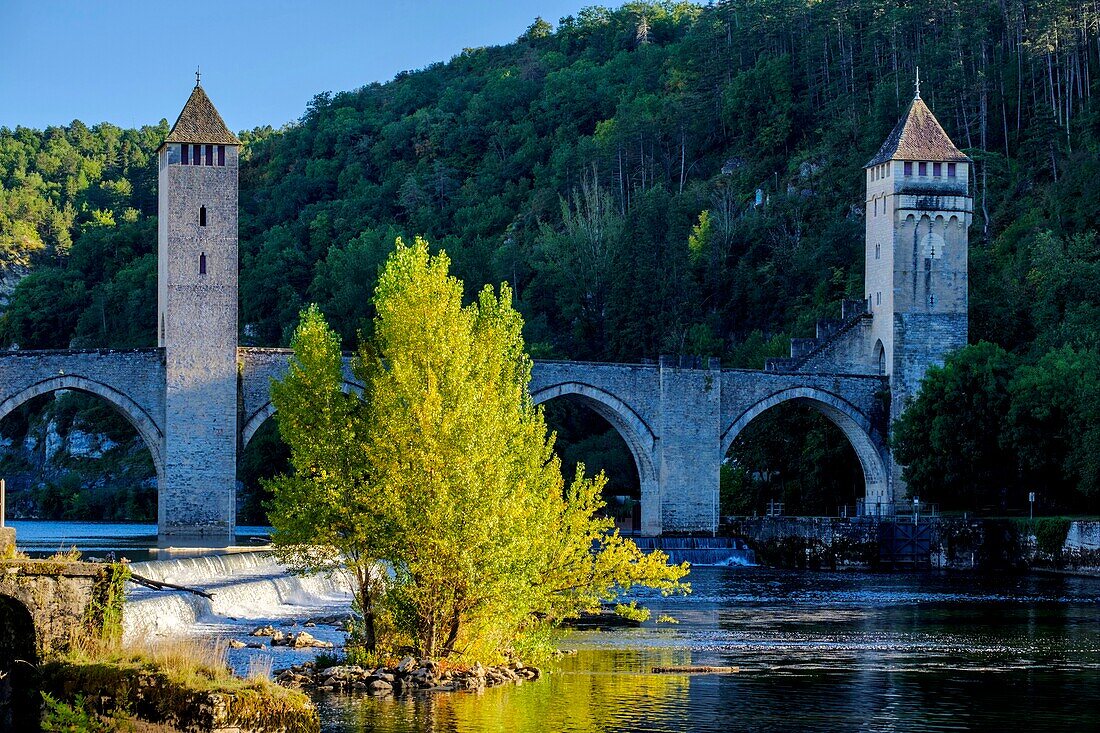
[729,517,1100,572]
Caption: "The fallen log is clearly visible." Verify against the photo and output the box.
[128,572,214,600]
[651,665,739,674]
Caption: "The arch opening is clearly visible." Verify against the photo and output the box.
[531,383,659,536]
[722,388,888,517]
[0,594,37,729]
[0,378,164,522]
[237,417,289,526]
[540,396,642,533]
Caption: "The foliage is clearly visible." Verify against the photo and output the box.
[84,562,131,645]
[613,601,651,622]
[268,238,688,662]
[1032,517,1071,557]
[896,341,1100,513]
[725,403,863,516]
[40,694,118,733]
[893,343,1019,510]
[265,303,391,652]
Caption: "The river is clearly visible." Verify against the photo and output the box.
[15,521,1100,732]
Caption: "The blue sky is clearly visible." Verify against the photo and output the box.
[1,1,596,131]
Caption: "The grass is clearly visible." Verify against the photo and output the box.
[44,635,320,733]
[64,634,281,694]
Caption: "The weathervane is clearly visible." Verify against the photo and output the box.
[915,66,921,99]
[195,66,201,87]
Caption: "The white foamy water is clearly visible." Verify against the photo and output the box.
[703,551,758,567]
[123,551,353,639]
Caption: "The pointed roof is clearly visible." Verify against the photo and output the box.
[866,96,969,168]
[162,84,241,147]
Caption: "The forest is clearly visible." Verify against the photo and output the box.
[0,0,1098,519]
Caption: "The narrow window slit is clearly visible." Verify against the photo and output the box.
[199,252,207,275]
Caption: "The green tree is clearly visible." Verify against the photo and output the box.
[1006,346,1100,508]
[893,343,1019,510]
[266,304,393,652]
[365,238,687,659]
[269,238,687,662]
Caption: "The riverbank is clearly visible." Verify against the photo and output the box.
[9,524,1100,732]
[726,516,1100,572]
[41,641,319,733]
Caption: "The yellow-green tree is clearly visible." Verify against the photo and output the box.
[270,237,688,661]
[266,304,393,651]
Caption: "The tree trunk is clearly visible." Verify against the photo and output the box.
[357,573,377,652]
[442,608,462,656]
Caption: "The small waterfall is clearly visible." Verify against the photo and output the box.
[631,537,757,567]
[124,551,352,639]
[130,550,277,585]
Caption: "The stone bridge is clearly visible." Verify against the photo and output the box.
[0,346,888,540]
[0,83,973,544]
[238,349,890,537]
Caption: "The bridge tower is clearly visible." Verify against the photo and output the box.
[156,79,241,542]
[864,76,972,508]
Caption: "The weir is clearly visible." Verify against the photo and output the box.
[124,552,352,638]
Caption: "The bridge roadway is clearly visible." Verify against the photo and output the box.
[0,348,888,540]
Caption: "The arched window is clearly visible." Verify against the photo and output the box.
[199,252,207,275]
[199,206,207,227]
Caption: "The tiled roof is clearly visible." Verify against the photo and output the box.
[866,97,969,167]
[162,85,241,146]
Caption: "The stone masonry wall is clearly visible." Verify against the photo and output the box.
[657,362,722,533]
[0,561,105,656]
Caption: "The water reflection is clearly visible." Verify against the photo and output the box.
[320,568,1100,733]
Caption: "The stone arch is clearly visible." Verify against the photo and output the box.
[530,382,659,535]
[240,380,364,451]
[0,594,38,729]
[0,375,165,481]
[721,386,888,508]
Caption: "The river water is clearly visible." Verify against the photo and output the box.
[15,522,1100,732]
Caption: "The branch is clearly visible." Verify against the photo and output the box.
[128,572,214,600]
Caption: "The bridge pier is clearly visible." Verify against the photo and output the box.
[656,357,722,535]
